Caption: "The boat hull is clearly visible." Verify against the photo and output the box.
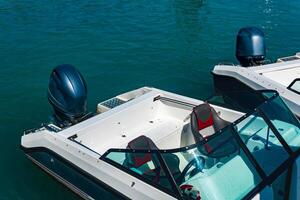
[212,72,254,94]
[21,146,128,200]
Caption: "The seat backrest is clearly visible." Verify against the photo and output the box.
[191,103,230,142]
[125,135,158,168]
[125,136,181,176]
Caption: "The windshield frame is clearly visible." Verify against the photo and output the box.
[100,91,300,199]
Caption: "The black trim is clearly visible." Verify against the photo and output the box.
[68,134,78,139]
[287,78,300,95]
[20,145,130,200]
[101,128,225,157]
[68,137,101,157]
[284,166,293,199]
[156,153,183,199]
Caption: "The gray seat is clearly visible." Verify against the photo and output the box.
[125,135,158,168]
[125,135,181,177]
[191,103,230,142]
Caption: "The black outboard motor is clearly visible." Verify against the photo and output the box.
[236,27,266,67]
[48,64,88,127]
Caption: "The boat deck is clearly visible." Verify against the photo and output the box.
[253,61,300,87]
[57,87,242,155]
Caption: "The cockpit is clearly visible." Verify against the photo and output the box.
[101,92,300,200]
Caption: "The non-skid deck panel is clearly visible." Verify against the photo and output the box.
[100,98,128,109]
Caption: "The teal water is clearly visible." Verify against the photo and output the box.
[1,0,300,199]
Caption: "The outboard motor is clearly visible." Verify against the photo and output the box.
[48,64,88,127]
[236,27,266,67]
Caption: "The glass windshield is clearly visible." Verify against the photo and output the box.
[161,127,262,200]
[235,111,289,175]
[102,93,300,199]
[104,150,176,195]
[259,96,300,151]
[103,127,262,200]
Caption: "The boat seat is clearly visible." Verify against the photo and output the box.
[125,135,158,168]
[124,135,181,182]
[191,103,230,142]
[127,135,158,151]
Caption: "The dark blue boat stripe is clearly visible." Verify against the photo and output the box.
[20,145,130,200]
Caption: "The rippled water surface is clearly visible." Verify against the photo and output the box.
[0,0,300,199]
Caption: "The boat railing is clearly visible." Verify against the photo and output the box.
[153,95,197,108]
[23,123,61,135]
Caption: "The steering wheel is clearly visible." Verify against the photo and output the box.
[177,156,205,184]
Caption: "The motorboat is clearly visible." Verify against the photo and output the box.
[212,27,300,118]
[21,64,300,200]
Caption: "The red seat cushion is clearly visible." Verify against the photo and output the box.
[194,111,214,130]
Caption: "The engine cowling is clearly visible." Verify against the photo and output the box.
[236,27,266,67]
[48,64,88,127]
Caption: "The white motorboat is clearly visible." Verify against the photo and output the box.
[21,64,300,200]
[212,27,300,118]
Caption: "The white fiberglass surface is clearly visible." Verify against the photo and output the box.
[261,67,300,87]
[72,95,193,154]
[69,88,241,154]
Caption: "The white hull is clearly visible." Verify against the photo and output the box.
[21,87,300,200]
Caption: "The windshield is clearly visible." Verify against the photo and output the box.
[160,127,262,199]
[102,93,300,200]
